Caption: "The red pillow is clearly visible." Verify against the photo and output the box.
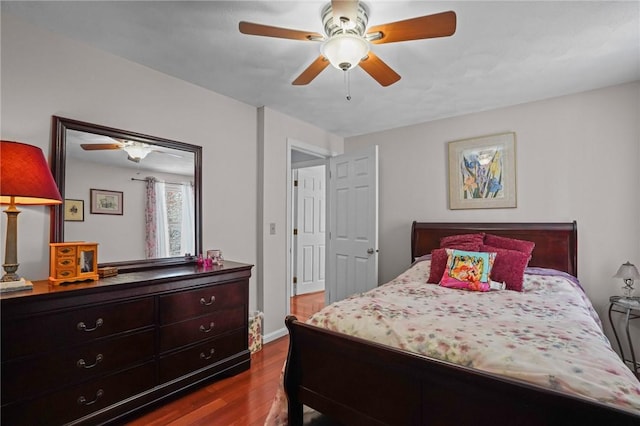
[484,234,535,257]
[480,244,529,291]
[428,248,449,283]
[440,233,485,248]
[428,242,482,284]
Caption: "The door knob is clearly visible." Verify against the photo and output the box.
[367,248,377,255]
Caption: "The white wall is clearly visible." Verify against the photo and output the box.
[0,13,258,306]
[258,107,342,337]
[346,81,640,342]
[65,160,192,263]
[0,13,344,335]
[64,161,147,262]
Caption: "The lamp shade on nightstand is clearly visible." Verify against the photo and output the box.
[0,141,62,284]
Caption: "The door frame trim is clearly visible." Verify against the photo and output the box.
[286,138,335,316]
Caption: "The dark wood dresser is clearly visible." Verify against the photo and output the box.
[0,261,253,425]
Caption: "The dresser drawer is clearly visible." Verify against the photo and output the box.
[1,329,154,404]
[159,306,245,352]
[159,281,247,325]
[1,297,154,359]
[1,362,155,426]
[159,329,246,383]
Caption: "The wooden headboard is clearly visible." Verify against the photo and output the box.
[411,221,578,277]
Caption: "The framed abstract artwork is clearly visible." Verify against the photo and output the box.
[448,132,516,210]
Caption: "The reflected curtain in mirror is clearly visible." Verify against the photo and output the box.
[143,177,195,259]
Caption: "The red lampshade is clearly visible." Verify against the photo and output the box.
[0,140,62,205]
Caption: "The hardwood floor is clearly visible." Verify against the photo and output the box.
[290,290,325,322]
[126,291,325,425]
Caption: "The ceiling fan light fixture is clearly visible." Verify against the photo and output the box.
[123,142,152,162]
[321,34,369,71]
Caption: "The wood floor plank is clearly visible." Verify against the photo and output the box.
[126,337,288,425]
[126,293,323,425]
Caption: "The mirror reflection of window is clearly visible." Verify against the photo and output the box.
[80,250,94,273]
[165,183,195,256]
[145,178,195,259]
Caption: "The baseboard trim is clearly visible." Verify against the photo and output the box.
[263,327,288,344]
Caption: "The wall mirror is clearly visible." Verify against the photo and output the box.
[51,116,202,271]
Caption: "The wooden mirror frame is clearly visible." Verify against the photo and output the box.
[50,116,203,272]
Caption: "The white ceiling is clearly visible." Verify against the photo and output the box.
[3,1,639,138]
[66,130,195,177]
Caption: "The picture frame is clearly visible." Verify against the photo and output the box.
[64,199,84,221]
[90,189,123,215]
[448,132,516,210]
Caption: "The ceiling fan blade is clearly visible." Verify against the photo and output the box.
[367,11,456,44]
[359,52,401,87]
[331,0,359,25]
[80,143,123,151]
[292,56,330,85]
[239,21,322,41]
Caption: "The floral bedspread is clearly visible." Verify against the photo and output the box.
[266,261,640,424]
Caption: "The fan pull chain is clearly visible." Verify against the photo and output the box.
[344,70,352,101]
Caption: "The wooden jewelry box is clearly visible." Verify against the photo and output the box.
[49,242,99,285]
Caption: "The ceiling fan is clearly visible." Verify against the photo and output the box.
[80,139,179,163]
[239,0,456,87]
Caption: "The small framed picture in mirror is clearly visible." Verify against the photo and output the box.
[90,189,123,215]
[64,199,84,221]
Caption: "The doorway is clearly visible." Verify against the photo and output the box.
[292,165,326,296]
[286,140,332,319]
[286,141,379,319]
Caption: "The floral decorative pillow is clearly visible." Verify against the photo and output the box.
[428,235,484,284]
[439,249,496,292]
[428,243,482,284]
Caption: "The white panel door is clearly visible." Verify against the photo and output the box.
[327,145,378,304]
[295,166,326,295]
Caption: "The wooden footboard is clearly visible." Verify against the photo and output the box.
[284,316,639,425]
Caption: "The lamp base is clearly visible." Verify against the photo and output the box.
[622,280,635,299]
[0,277,33,293]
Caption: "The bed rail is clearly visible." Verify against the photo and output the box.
[284,315,638,425]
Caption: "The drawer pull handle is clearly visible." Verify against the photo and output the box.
[77,318,104,332]
[200,348,215,360]
[199,322,215,333]
[77,354,104,369]
[200,296,216,306]
[77,389,104,406]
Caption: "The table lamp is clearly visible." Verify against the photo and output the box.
[613,261,640,299]
[0,141,62,291]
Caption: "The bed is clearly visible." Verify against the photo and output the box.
[268,222,640,425]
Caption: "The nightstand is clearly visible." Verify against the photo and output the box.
[608,296,640,376]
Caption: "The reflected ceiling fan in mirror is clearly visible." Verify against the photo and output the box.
[239,0,456,87]
[81,139,181,163]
